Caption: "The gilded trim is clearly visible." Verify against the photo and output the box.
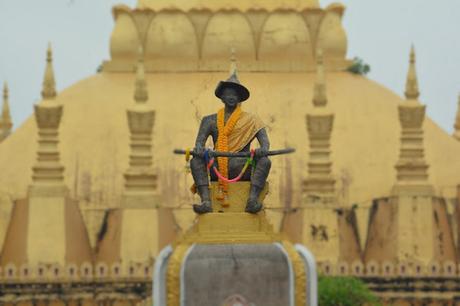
[166,243,191,306]
[282,241,307,306]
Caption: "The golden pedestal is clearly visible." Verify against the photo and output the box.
[164,182,308,306]
[178,182,277,244]
[209,181,269,212]
[180,212,280,244]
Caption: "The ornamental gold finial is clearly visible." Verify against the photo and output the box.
[458,93,460,114]
[457,94,460,111]
[2,81,12,127]
[134,46,148,103]
[457,94,460,113]
[3,81,8,101]
[454,94,460,141]
[405,45,420,100]
[2,81,11,125]
[41,42,57,100]
[229,47,238,77]
[313,48,327,107]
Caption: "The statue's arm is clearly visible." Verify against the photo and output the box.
[194,116,212,150]
[256,128,270,153]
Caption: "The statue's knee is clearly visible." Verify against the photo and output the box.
[190,157,204,168]
[257,157,271,169]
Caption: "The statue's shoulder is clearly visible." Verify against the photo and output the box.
[239,111,266,129]
[198,114,217,132]
[239,111,257,120]
[201,113,217,123]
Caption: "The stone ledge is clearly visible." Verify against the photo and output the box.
[209,181,268,213]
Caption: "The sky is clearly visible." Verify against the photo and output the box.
[0,0,459,133]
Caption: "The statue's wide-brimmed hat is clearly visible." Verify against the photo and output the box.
[215,72,250,102]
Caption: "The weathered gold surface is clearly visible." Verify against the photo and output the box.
[209,181,268,212]
[301,207,340,263]
[106,5,350,72]
[364,196,457,266]
[0,193,13,249]
[27,196,66,266]
[396,195,434,264]
[119,208,160,263]
[3,74,458,191]
[1,70,460,245]
[138,0,320,12]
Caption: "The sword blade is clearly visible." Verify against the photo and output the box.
[173,148,295,157]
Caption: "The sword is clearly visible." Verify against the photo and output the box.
[173,148,295,158]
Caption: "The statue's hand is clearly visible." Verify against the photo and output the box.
[194,147,206,159]
[255,148,269,158]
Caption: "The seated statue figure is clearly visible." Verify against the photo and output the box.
[191,71,271,214]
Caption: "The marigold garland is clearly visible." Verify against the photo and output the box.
[216,105,242,202]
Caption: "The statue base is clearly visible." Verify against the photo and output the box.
[208,181,269,212]
[154,182,316,306]
[177,212,280,244]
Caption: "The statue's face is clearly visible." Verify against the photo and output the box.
[220,87,240,108]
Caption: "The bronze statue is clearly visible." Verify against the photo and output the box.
[190,71,271,214]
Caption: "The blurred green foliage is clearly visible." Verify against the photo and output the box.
[347,57,371,76]
[318,276,380,306]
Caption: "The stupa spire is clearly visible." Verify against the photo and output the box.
[405,45,420,100]
[30,45,65,191]
[393,46,433,196]
[303,48,335,200]
[1,49,92,269]
[313,48,327,107]
[0,81,13,141]
[41,43,57,100]
[31,105,65,189]
[134,47,148,103]
[454,94,460,141]
[124,48,157,198]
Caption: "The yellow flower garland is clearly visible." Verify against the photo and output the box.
[216,105,242,203]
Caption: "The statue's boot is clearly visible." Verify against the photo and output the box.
[245,199,263,214]
[193,200,213,214]
[245,184,263,214]
[193,185,213,214]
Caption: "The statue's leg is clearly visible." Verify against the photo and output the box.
[246,157,271,213]
[190,157,212,214]
[228,157,251,180]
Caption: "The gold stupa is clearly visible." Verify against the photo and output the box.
[0,0,460,305]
